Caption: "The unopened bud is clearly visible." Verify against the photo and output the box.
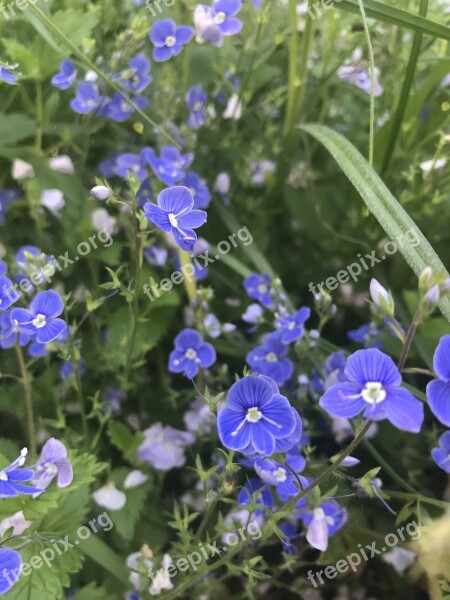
[369,278,394,317]
[90,185,111,200]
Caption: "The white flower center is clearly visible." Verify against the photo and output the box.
[168,213,178,227]
[288,321,296,330]
[361,381,386,405]
[266,352,278,363]
[246,407,263,423]
[32,314,47,329]
[44,462,58,474]
[257,284,267,294]
[165,35,176,47]
[215,11,226,24]
[275,467,287,482]
[0,472,7,481]
[185,348,197,360]
[193,101,203,111]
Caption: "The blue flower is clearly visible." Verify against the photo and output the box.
[300,500,347,552]
[274,307,311,344]
[103,94,148,122]
[217,375,300,455]
[186,86,208,129]
[12,290,67,344]
[337,65,383,96]
[150,19,194,62]
[254,451,306,499]
[115,152,148,180]
[319,348,424,433]
[279,522,299,554]
[182,172,211,209]
[244,273,274,308]
[33,438,73,489]
[431,431,450,473]
[136,179,154,207]
[70,82,103,115]
[237,478,273,513]
[0,276,20,311]
[144,245,168,267]
[0,449,43,497]
[0,189,19,223]
[348,323,383,349]
[144,186,207,251]
[247,335,293,387]
[0,548,22,594]
[169,328,216,378]
[142,146,193,186]
[51,59,77,90]
[0,63,20,85]
[60,359,86,381]
[116,53,152,94]
[427,335,450,427]
[0,310,31,348]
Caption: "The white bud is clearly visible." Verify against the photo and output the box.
[90,185,111,201]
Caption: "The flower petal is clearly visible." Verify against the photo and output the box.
[227,376,274,411]
[383,388,424,433]
[158,186,194,216]
[345,348,402,387]
[36,318,67,344]
[218,18,243,35]
[433,335,450,382]
[250,423,275,455]
[217,407,251,450]
[144,203,171,232]
[0,549,22,594]
[319,382,365,418]
[150,19,176,46]
[427,379,450,427]
[30,290,64,319]
[175,25,194,44]
[177,209,207,229]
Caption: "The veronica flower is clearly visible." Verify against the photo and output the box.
[186,85,208,129]
[274,307,311,344]
[11,159,34,180]
[49,155,74,175]
[0,310,32,348]
[319,348,424,433]
[300,500,347,552]
[182,171,211,209]
[142,146,193,186]
[136,179,154,207]
[347,322,383,349]
[144,186,207,251]
[70,82,103,114]
[237,478,273,513]
[51,59,77,90]
[217,375,300,455]
[11,290,67,344]
[210,0,243,36]
[0,511,31,537]
[0,549,22,594]
[33,438,73,490]
[150,19,194,62]
[337,65,383,96]
[137,423,195,471]
[92,482,126,510]
[91,185,111,201]
[184,398,216,434]
[193,5,222,46]
[250,160,276,185]
[0,189,19,224]
[0,448,43,497]
[59,358,86,380]
[92,208,117,235]
[279,522,299,554]
[168,328,216,378]
[115,152,148,180]
[0,276,20,310]
[427,336,450,426]
[254,452,306,499]
[243,273,274,308]
[431,431,450,473]
[104,94,148,122]
[144,245,168,267]
[117,54,152,94]
[40,189,65,216]
[0,63,20,85]
[242,303,264,327]
[247,334,293,387]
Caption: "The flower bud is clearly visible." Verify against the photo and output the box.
[419,267,434,294]
[369,278,394,317]
[90,185,111,200]
[421,284,440,313]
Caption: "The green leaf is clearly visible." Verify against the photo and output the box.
[300,124,450,323]
[109,468,151,542]
[0,114,36,147]
[79,534,129,585]
[337,0,450,41]
[107,421,143,462]
[72,583,116,600]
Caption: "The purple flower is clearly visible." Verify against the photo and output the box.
[115,152,148,180]
[150,19,194,62]
[33,438,73,489]
[217,375,300,455]
[103,94,148,122]
[274,307,311,344]
[136,179,154,207]
[238,478,273,513]
[279,522,299,554]
[0,549,22,594]
[319,348,424,433]
[182,172,211,209]
[138,423,194,471]
[51,59,77,90]
[337,66,383,96]
[212,0,243,35]
[194,5,224,46]
[186,86,208,129]
[59,359,85,381]
[0,64,20,85]
[0,310,32,348]
[431,431,450,473]
[300,500,347,552]
[11,290,67,344]
[247,335,293,387]
[142,146,193,186]
[144,186,207,251]
[244,273,274,308]
[168,328,216,378]
[144,245,168,267]
[0,276,20,310]
[0,189,19,223]
[117,53,152,94]
[427,335,450,426]
[0,449,43,497]
[70,82,103,114]
[242,303,264,327]
[348,323,383,349]
[254,451,306,499]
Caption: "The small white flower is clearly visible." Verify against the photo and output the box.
[382,547,416,573]
[0,511,31,537]
[92,482,126,510]
[124,470,149,490]
[49,155,74,174]
[40,189,65,216]
[214,172,230,195]
[149,554,174,595]
[91,208,117,234]
[223,94,242,120]
[420,158,447,174]
[12,159,34,180]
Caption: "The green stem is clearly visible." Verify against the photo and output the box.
[402,367,435,378]
[357,0,376,166]
[35,81,43,153]
[385,490,450,510]
[15,344,36,459]
[125,187,142,382]
[177,248,197,303]
[363,439,419,494]
[397,312,421,371]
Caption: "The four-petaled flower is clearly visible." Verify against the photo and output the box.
[182,171,211,209]
[33,438,73,490]
[431,431,450,473]
[300,500,347,552]
[0,63,20,85]
[247,334,293,386]
[150,19,194,62]
[186,86,208,129]
[0,448,43,498]
[116,53,152,94]
[244,273,274,307]
[51,59,77,90]
[319,348,424,433]
[12,290,67,344]
[144,186,207,251]
[168,328,216,378]
[274,307,311,344]
[427,335,450,426]
[71,82,103,115]
[217,375,301,455]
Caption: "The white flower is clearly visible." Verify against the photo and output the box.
[214,172,230,195]
[92,482,126,510]
[40,189,65,216]
[124,470,149,490]
[49,155,74,174]
[306,508,329,551]
[91,208,117,234]
[420,158,447,174]
[382,547,416,573]
[85,70,99,82]
[91,185,111,201]
[149,554,174,596]
[12,159,34,180]
[0,511,31,537]
[194,4,223,47]
[223,93,242,120]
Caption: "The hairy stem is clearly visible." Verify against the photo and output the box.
[15,344,36,459]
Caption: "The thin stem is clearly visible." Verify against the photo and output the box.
[177,248,197,303]
[402,367,435,378]
[125,187,142,382]
[385,490,449,510]
[35,81,43,153]
[363,439,419,494]
[397,312,421,371]
[15,344,36,459]
[357,0,375,166]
